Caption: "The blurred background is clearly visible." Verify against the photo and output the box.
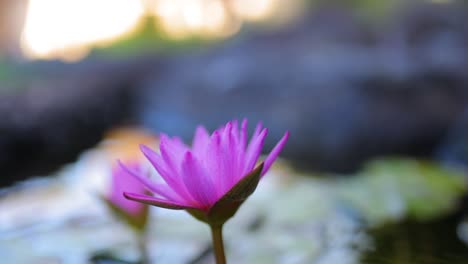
[1,0,468,263]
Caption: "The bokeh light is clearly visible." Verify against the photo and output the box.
[151,0,240,39]
[20,0,282,61]
[231,0,278,21]
[21,0,146,61]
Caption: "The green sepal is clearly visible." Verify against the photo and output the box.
[100,195,149,233]
[187,163,264,227]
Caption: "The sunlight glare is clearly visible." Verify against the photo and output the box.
[20,0,282,61]
[21,0,145,61]
[232,0,278,21]
[153,0,240,39]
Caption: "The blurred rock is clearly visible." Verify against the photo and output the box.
[138,4,468,172]
[436,108,468,167]
[0,58,157,186]
[2,3,468,185]
[1,154,466,263]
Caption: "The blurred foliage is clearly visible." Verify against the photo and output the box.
[0,59,31,91]
[0,58,68,92]
[338,159,467,225]
[309,0,403,20]
[1,156,467,263]
[92,17,223,59]
[364,217,468,264]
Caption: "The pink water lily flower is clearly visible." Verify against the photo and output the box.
[120,119,289,221]
[105,162,148,230]
[120,119,288,263]
[108,162,147,215]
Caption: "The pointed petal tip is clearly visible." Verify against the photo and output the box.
[276,131,290,146]
[139,143,152,154]
[193,125,210,150]
[194,125,209,135]
[116,161,142,187]
[252,121,263,138]
[222,121,233,136]
[261,131,290,176]
[255,127,269,142]
[241,118,248,127]
[122,192,132,199]
[211,130,221,140]
[139,144,161,160]
[159,133,172,145]
[139,143,148,150]
[117,159,127,170]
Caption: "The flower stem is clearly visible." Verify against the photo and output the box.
[137,231,150,264]
[210,224,226,264]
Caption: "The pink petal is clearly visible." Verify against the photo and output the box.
[124,192,195,210]
[192,125,210,155]
[160,134,189,167]
[181,151,217,209]
[261,131,290,176]
[221,122,232,142]
[231,120,239,143]
[243,128,268,176]
[171,136,190,151]
[118,160,181,202]
[252,121,263,139]
[201,131,223,195]
[219,122,235,190]
[237,119,248,171]
[108,163,146,215]
[159,135,185,182]
[139,145,195,203]
[230,123,239,154]
[160,134,187,166]
[240,119,248,148]
[231,120,240,166]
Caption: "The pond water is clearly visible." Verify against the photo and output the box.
[0,135,467,263]
[364,216,468,264]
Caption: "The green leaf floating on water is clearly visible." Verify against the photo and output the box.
[337,158,467,225]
